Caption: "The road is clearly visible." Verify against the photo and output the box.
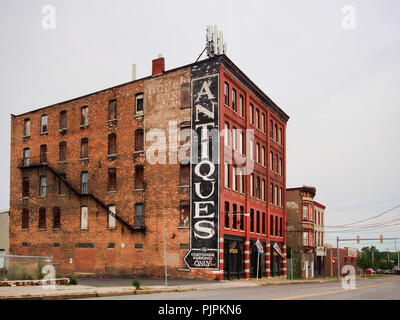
[80,276,400,300]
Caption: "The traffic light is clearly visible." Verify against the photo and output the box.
[332,259,336,264]
[357,235,360,244]
[380,235,384,243]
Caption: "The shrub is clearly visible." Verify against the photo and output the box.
[132,280,141,289]
[68,276,78,285]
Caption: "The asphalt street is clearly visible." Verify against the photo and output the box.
[79,276,400,300]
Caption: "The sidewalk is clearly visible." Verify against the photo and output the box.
[0,277,340,300]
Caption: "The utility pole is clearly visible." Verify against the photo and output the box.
[372,251,374,269]
[337,237,340,279]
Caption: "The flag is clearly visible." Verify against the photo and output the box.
[272,242,284,258]
[255,239,263,255]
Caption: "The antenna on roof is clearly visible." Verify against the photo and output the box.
[196,25,227,62]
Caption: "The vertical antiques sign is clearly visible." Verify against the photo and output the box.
[184,65,219,270]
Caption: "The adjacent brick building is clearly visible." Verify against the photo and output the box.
[286,186,326,278]
[9,54,289,280]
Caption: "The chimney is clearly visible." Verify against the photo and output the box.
[132,64,136,81]
[152,55,165,76]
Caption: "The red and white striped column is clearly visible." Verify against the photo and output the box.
[283,245,287,279]
[266,243,271,278]
[244,240,250,279]
[217,236,224,280]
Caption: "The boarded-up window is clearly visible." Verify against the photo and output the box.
[81,206,88,229]
[40,144,47,163]
[53,207,61,229]
[180,164,190,186]
[108,205,116,229]
[24,119,30,136]
[39,208,46,229]
[108,133,116,155]
[59,142,66,162]
[135,129,144,151]
[22,177,29,197]
[60,111,67,129]
[108,100,117,120]
[81,138,88,159]
[108,168,116,191]
[59,173,67,195]
[135,166,144,189]
[180,83,190,109]
[81,106,88,126]
[179,204,189,227]
[22,209,29,230]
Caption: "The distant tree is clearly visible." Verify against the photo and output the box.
[357,251,372,273]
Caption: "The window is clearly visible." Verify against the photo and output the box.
[179,203,189,228]
[40,144,47,163]
[39,176,47,197]
[224,122,230,146]
[279,128,282,145]
[262,147,265,166]
[256,211,260,233]
[275,124,278,142]
[239,130,244,154]
[239,95,244,117]
[232,89,237,112]
[135,203,144,227]
[274,185,278,205]
[224,162,230,188]
[59,173,67,195]
[135,129,144,152]
[279,188,282,207]
[225,202,230,229]
[261,113,265,133]
[249,139,254,161]
[239,206,244,231]
[250,174,254,197]
[303,232,309,246]
[270,215,274,236]
[81,206,88,230]
[135,166,144,189]
[274,155,278,173]
[249,104,254,125]
[81,172,88,194]
[269,152,273,171]
[256,109,260,129]
[108,100,117,120]
[39,208,46,229]
[59,142,66,162]
[41,115,48,133]
[270,120,273,139]
[256,176,260,199]
[232,127,237,151]
[60,111,67,130]
[23,119,30,137]
[279,157,282,175]
[108,205,116,229]
[224,82,229,106]
[81,106,88,126]
[232,204,237,230]
[81,138,88,159]
[53,207,61,229]
[180,164,190,186]
[250,209,254,233]
[108,168,116,191]
[135,93,144,114]
[239,168,244,194]
[279,217,283,237]
[22,209,29,230]
[303,206,309,220]
[23,148,30,166]
[108,133,117,155]
[232,166,237,191]
[275,216,278,236]
[270,183,274,204]
[262,212,266,234]
[22,177,29,197]
[261,179,265,201]
[256,143,260,163]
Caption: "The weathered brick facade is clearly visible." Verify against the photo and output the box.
[10,55,289,279]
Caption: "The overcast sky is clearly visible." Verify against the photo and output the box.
[1,0,399,251]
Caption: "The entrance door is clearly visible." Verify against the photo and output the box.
[223,239,244,280]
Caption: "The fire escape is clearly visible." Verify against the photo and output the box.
[18,156,145,234]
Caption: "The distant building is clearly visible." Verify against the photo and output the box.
[286,186,326,278]
[0,210,9,255]
[325,246,360,277]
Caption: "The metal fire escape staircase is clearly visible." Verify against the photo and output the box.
[18,158,143,234]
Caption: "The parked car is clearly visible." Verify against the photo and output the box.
[376,269,384,274]
[365,268,376,276]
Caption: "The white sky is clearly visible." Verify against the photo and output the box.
[1,0,399,251]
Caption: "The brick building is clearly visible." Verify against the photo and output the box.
[0,210,9,256]
[325,247,360,277]
[9,54,289,280]
[286,186,326,278]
